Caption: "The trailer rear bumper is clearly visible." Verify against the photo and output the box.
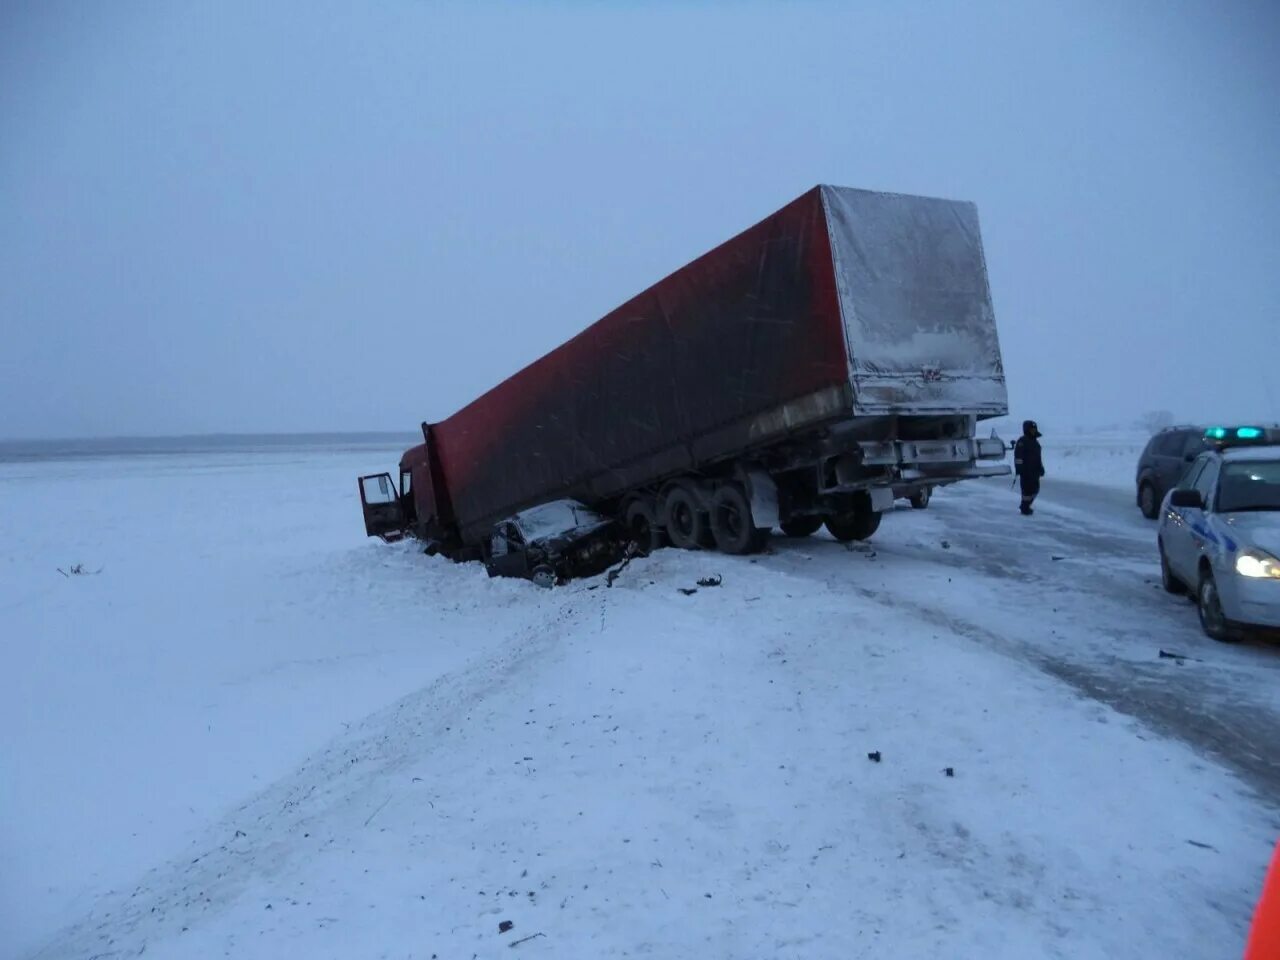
[897,464,1011,482]
[857,436,1008,468]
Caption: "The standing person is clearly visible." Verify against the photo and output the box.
[1013,420,1044,515]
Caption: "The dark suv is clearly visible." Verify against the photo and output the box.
[1136,426,1208,518]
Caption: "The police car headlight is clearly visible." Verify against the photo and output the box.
[1235,550,1280,579]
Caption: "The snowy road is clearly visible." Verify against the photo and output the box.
[4,444,1278,958]
[767,477,1280,803]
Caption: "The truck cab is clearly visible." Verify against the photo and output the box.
[357,444,426,542]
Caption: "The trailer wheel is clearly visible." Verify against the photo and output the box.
[709,485,762,554]
[624,499,666,555]
[779,516,823,538]
[909,487,932,510]
[825,509,882,542]
[663,484,706,550]
[531,566,556,589]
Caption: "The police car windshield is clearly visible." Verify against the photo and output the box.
[1217,460,1280,513]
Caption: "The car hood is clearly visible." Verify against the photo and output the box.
[1221,511,1280,556]
[530,519,615,549]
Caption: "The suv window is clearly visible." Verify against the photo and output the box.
[1153,432,1184,457]
[1181,434,1209,460]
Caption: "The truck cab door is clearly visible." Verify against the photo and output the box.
[359,473,408,542]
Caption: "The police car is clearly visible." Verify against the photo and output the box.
[1157,426,1280,641]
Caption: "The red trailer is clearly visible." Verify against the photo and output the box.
[359,184,1009,569]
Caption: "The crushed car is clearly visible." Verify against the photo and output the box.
[482,500,626,587]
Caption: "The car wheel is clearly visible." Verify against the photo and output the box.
[909,487,932,510]
[1197,570,1237,642]
[779,516,823,538]
[531,565,556,589]
[1158,540,1185,595]
[663,483,706,551]
[825,508,882,542]
[1139,482,1159,519]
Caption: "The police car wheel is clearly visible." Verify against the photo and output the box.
[1159,542,1186,595]
[1139,482,1159,520]
[1197,572,1238,642]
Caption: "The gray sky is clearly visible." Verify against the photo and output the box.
[2,0,1278,439]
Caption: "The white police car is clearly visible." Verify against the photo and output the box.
[1157,426,1280,641]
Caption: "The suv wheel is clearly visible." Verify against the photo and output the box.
[1138,481,1159,519]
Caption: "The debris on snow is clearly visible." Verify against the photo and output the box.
[677,588,698,596]
[510,932,545,948]
[1158,649,1203,663]
[57,563,102,577]
[498,920,514,934]
[944,767,956,778]
[867,750,882,763]
[696,575,722,588]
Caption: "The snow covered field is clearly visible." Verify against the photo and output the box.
[3,437,1277,959]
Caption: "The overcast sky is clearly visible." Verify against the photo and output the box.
[2,1,1277,439]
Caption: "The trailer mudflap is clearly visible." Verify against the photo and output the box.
[359,473,408,542]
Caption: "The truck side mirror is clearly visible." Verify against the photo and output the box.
[1169,489,1204,509]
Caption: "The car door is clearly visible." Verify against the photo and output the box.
[485,522,531,578]
[1164,456,1207,581]
[358,473,407,541]
[1152,431,1189,496]
[1183,458,1222,579]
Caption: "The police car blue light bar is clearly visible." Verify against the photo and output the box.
[1204,425,1275,445]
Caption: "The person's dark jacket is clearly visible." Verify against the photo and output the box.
[1014,435,1044,478]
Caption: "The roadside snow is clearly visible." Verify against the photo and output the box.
[2,445,1273,959]
[1040,431,1148,491]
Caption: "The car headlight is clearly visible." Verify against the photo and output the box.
[1235,549,1280,579]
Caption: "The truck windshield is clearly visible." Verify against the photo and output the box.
[1217,460,1280,513]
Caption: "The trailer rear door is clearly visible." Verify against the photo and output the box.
[820,186,1007,417]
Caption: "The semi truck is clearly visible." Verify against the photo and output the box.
[358,184,1010,569]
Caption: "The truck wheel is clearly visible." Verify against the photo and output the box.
[825,509,882,542]
[664,484,706,550]
[531,566,556,589]
[624,499,666,555]
[780,516,823,538]
[1138,482,1159,519]
[709,485,762,554]
[909,487,931,510]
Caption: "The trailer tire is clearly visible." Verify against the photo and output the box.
[624,499,666,555]
[909,487,931,510]
[825,509,882,542]
[663,484,706,551]
[779,516,823,538]
[709,484,762,554]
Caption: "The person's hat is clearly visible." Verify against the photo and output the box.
[1023,420,1042,437]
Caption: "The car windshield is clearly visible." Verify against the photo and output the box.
[514,500,609,540]
[1217,460,1280,513]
